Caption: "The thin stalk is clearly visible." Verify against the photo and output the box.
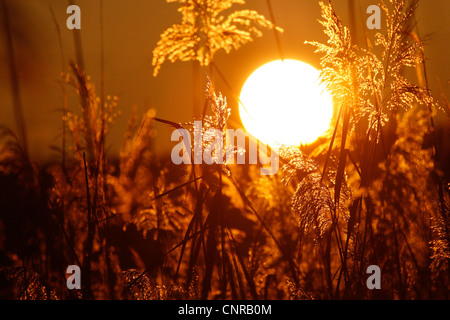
[193,61,202,116]
[68,0,85,70]
[219,169,227,299]
[265,0,284,61]
[49,5,68,173]
[83,152,94,299]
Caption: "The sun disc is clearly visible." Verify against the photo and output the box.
[239,59,333,147]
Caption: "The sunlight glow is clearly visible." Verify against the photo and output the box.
[239,59,333,147]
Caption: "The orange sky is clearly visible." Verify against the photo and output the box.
[0,0,449,162]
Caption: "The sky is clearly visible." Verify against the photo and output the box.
[0,0,449,162]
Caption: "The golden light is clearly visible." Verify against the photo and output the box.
[239,59,333,147]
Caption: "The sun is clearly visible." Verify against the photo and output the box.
[239,59,333,147]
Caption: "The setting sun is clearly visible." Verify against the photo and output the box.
[239,59,333,147]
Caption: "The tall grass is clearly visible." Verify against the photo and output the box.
[293,0,448,298]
